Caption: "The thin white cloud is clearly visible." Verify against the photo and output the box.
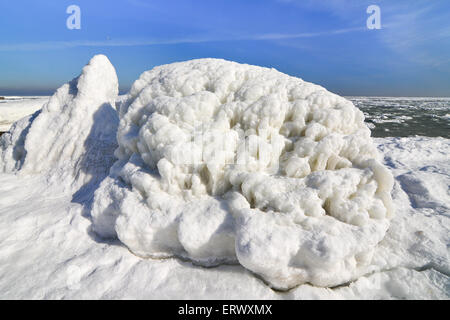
[0,27,366,52]
[249,26,365,40]
[377,2,450,67]
[0,38,212,51]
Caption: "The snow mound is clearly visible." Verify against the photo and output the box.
[92,58,394,289]
[0,55,119,191]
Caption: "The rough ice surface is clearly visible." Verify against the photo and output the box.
[0,55,448,298]
[91,58,394,289]
[0,55,119,192]
[0,135,447,299]
[0,97,48,132]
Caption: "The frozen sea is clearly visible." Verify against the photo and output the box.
[0,94,448,299]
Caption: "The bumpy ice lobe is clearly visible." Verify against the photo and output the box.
[0,55,119,191]
[91,58,394,289]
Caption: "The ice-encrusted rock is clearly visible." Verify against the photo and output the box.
[92,58,394,289]
[0,55,119,191]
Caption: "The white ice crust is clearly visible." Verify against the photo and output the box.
[1,136,447,299]
[0,97,48,132]
[0,55,119,191]
[90,58,395,289]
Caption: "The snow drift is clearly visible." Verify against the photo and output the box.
[0,55,395,289]
[0,55,119,192]
[89,58,394,289]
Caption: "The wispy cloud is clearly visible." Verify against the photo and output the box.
[0,27,366,52]
[247,26,365,40]
[0,38,211,51]
[275,0,368,21]
[377,1,450,67]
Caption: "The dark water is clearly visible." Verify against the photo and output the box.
[348,97,450,138]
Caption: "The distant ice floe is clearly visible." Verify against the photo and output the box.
[0,97,49,132]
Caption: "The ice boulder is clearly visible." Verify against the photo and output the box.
[0,55,119,192]
[91,58,394,289]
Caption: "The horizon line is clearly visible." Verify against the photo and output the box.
[1,91,450,99]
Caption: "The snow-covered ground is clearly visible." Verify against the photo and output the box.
[0,97,49,132]
[0,136,447,299]
[0,56,448,299]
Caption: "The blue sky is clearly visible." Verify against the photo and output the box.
[0,0,449,96]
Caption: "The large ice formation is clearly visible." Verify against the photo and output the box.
[91,58,394,289]
[0,55,119,191]
[0,56,395,289]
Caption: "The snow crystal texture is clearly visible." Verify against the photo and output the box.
[92,58,394,289]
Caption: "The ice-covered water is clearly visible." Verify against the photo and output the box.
[0,96,49,132]
[0,56,448,298]
[348,97,450,139]
[1,96,449,139]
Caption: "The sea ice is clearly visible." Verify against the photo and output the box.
[0,136,447,299]
[90,58,395,289]
[0,55,447,297]
[0,97,48,132]
[0,55,119,192]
